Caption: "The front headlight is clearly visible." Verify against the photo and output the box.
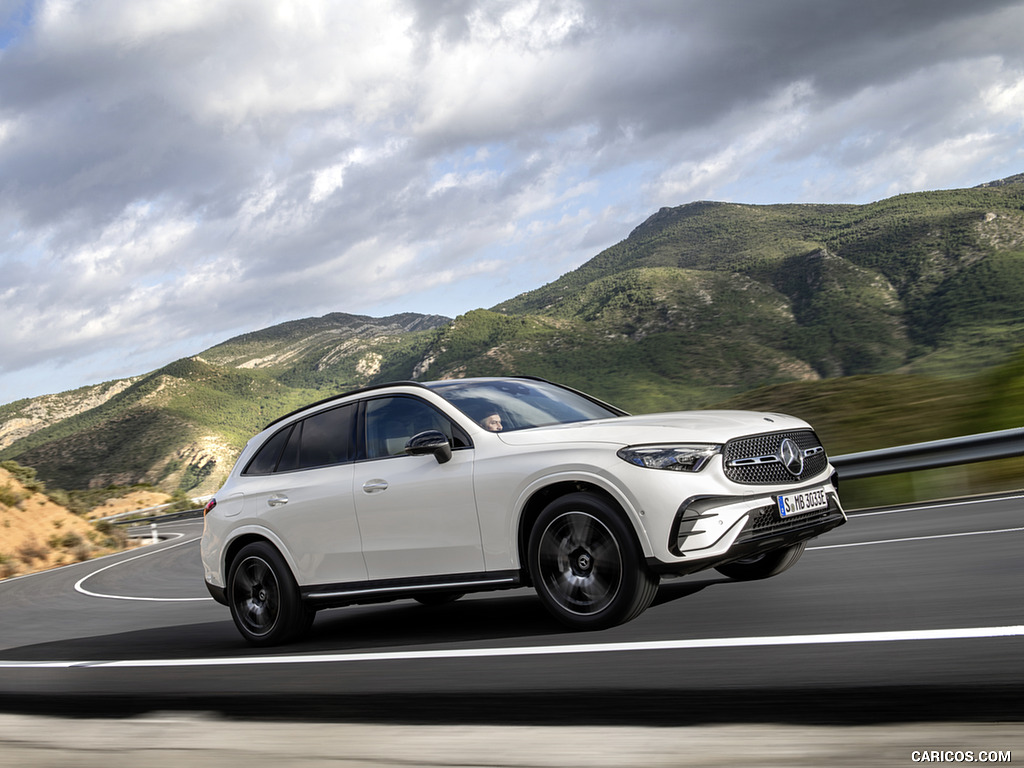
[617,444,721,472]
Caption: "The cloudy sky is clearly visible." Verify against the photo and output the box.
[1,0,1023,405]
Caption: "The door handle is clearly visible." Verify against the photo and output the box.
[362,479,389,494]
[267,494,289,508]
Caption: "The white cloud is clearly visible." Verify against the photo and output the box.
[983,67,1024,116]
[1,0,1023,403]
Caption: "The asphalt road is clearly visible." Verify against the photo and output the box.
[1,494,1022,727]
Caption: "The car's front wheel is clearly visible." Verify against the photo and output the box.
[528,492,658,630]
[227,542,308,646]
[714,541,806,581]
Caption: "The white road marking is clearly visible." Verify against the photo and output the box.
[1,625,1021,669]
[848,493,1023,517]
[808,526,1024,550]
[75,536,213,602]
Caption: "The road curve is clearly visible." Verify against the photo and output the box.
[0,495,1022,726]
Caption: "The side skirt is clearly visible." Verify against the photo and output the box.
[300,570,523,609]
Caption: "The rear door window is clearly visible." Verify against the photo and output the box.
[295,404,355,469]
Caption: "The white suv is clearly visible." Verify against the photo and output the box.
[201,377,845,645]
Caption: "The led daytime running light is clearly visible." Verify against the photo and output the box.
[617,444,721,472]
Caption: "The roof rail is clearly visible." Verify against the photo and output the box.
[261,380,427,430]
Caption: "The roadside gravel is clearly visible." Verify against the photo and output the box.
[0,714,1020,767]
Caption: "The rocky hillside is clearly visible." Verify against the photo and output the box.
[0,463,139,578]
[1,178,1022,497]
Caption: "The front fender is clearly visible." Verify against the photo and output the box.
[509,467,654,566]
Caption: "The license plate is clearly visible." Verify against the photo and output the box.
[776,487,830,517]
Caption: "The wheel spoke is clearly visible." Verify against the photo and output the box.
[235,563,257,592]
[589,538,618,565]
[567,514,594,548]
[242,600,264,630]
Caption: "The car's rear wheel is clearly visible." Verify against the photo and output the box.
[227,542,307,646]
[528,492,658,630]
[714,541,806,581]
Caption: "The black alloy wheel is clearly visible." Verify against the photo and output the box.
[528,492,658,630]
[227,542,308,646]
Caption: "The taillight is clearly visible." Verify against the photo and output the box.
[203,498,217,516]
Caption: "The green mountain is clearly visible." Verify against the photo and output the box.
[1,179,1022,499]
[424,183,1024,410]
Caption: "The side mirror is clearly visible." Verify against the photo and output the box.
[405,430,453,464]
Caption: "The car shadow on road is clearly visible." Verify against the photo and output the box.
[650,575,727,607]
[0,576,728,663]
[301,590,562,651]
[0,591,561,662]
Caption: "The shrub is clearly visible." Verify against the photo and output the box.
[0,461,45,492]
[45,488,71,511]
[0,484,26,508]
[17,539,49,564]
[90,523,128,549]
[48,531,84,550]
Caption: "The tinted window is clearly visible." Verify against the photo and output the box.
[247,405,355,474]
[276,421,302,473]
[303,405,355,468]
[294,404,355,470]
[243,425,293,475]
[365,396,468,459]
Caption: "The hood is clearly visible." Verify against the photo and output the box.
[495,410,812,448]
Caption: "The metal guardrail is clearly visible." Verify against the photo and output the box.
[831,427,1024,480]
[111,507,204,527]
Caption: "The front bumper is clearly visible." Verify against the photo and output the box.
[649,479,846,576]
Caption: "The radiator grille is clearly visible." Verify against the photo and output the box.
[723,430,828,485]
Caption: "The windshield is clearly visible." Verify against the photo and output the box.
[426,379,623,432]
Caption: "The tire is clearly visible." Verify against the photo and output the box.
[528,492,658,630]
[227,542,308,646]
[714,541,806,581]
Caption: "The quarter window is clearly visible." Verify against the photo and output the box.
[244,425,293,475]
